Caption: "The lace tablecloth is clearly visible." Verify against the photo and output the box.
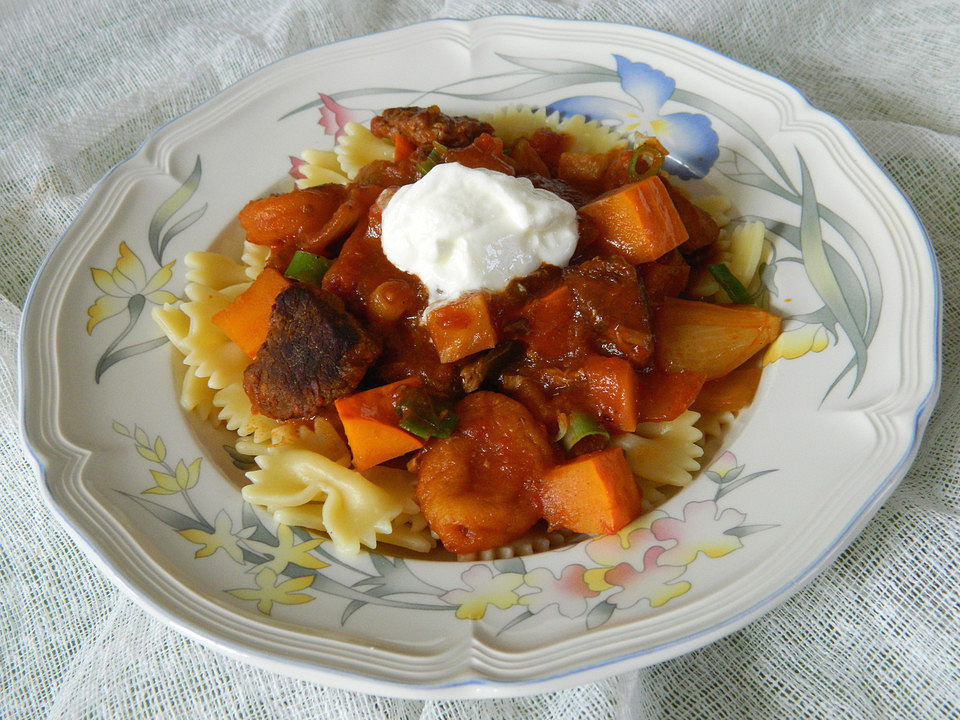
[2,1,958,717]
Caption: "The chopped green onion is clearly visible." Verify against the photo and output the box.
[559,411,609,451]
[394,387,458,440]
[284,250,332,285]
[415,143,447,176]
[627,139,667,182]
[708,263,752,304]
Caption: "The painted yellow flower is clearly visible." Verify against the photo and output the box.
[244,524,328,574]
[582,512,668,591]
[650,500,746,566]
[605,546,691,609]
[520,565,598,618]
[227,568,315,615]
[763,323,830,365]
[87,242,176,333]
[441,565,523,620]
[179,510,250,563]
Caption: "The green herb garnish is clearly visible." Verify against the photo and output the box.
[627,139,666,182]
[394,387,458,440]
[557,411,610,451]
[284,250,332,285]
[708,263,752,304]
[415,143,448,176]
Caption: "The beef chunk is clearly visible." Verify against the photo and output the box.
[243,284,380,420]
[370,106,494,149]
[663,181,720,254]
[562,256,654,366]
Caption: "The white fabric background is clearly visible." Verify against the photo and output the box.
[2,1,958,717]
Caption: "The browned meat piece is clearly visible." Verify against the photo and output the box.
[663,180,720,254]
[370,106,494,148]
[563,256,654,366]
[243,284,380,420]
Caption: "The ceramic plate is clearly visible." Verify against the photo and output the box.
[20,17,939,698]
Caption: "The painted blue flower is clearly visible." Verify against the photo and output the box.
[547,55,719,179]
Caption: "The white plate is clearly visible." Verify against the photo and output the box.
[19,17,940,698]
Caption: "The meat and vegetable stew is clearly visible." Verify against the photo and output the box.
[187,105,781,555]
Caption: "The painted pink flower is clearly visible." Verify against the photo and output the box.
[584,519,666,569]
[605,546,691,609]
[651,500,746,566]
[582,518,670,592]
[318,94,359,140]
[288,155,307,180]
[520,565,599,618]
[709,451,739,479]
[441,564,523,620]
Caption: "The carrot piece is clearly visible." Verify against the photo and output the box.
[211,268,291,358]
[238,187,346,246]
[425,292,498,363]
[334,378,425,471]
[578,176,689,264]
[540,447,641,535]
[634,369,707,423]
[653,297,781,379]
[692,367,763,414]
[393,133,416,163]
[578,355,640,433]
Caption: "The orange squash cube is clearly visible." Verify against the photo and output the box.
[334,378,425,471]
[578,176,689,264]
[211,268,291,358]
[425,292,498,363]
[541,447,641,535]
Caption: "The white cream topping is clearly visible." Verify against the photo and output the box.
[380,163,578,306]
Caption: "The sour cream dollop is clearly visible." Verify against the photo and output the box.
[380,163,578,306]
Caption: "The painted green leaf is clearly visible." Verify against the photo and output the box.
[153,437,166,463]
[449,72,617,102]
[341,599,366,625]
[498,609,536,635]
[112,421,130,436]
[715,469,777,500]
[586,600,616,630]
[119,491,209,532]
[223,444,257,471]
[725,524,779,538]
[497,54,617,77]
[673,89,796,193]
[797,154,870,395]
[95,335,168,383]
[714,148,795,199]
[158,204,207,261]
[149,156,202,265]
